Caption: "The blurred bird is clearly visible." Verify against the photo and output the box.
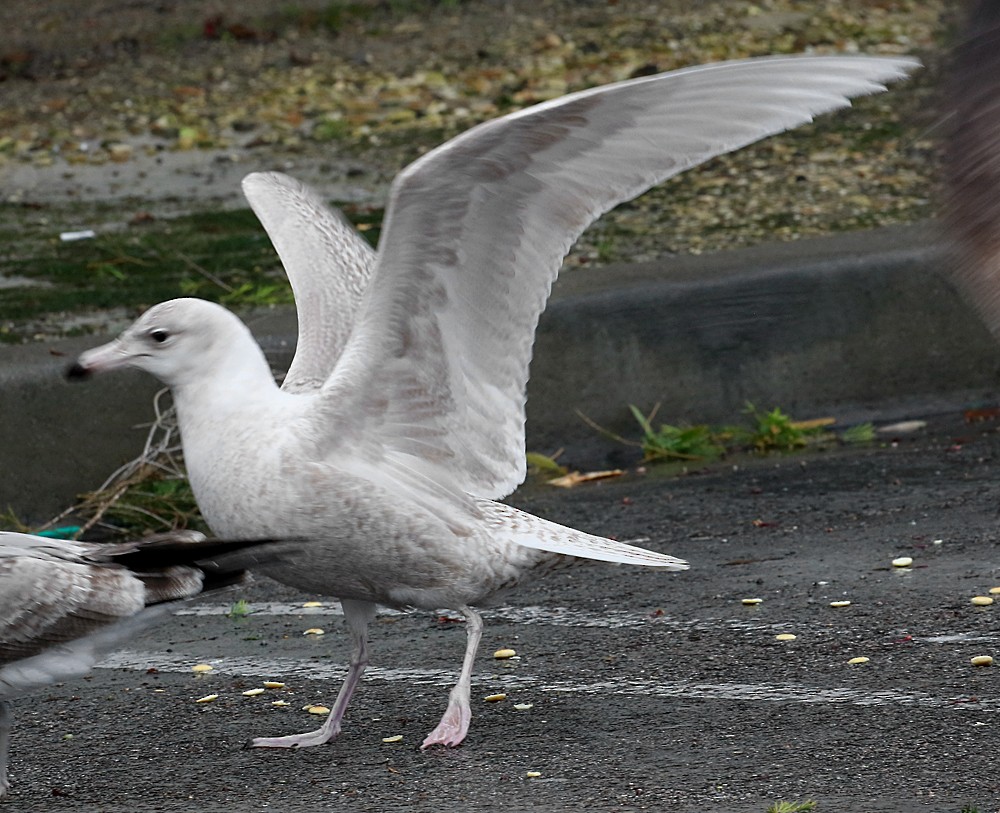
[943,1,1000,340]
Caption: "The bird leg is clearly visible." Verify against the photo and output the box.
[250,599,376,749]
[421,605,483,749]
[0,700,11,796]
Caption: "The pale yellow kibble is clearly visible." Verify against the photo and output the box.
[741,598,763,605]
[848,657,870,665]
[493,648,517,659]
[989,586,1000,595]
[774,633,797,641]
[971,596,995,607]
[191,663,214,673]
[271,700,291,707]
[263,681,286,689]
[302,601,324,608]
[526,771,542,778]
[513,703,534,711]
[303,628,325,635]
[195,694,218,703]
[242,688,266,697]
[381,735,403,743]
[971,655,994,667]
[891,556,913,568]
[829,600,852,608]
[484,693,507,702]
[305,705,330,714]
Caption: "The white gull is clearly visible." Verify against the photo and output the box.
[68,54,918,750]
[0,530,291,795]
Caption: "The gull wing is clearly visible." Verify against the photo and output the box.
[242,172,377,393]
[0,531,296,683]
[310,55,918,516]
[0,536,149,668]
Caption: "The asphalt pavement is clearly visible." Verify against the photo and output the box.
[7,411,1000,812]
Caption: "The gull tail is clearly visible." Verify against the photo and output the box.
[480,501,688,569]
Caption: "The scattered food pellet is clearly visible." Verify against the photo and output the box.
[382,735,403,743]
[62,733,74,741]
[302,601,324,608]
[971,596,995,607]
[971,655,994,666]
[829,600,852,608]
[195,694,218,703]
[242,688,266,697]
[848,657,870,665]
[513,703,534,711]
[891,557,913,568]
[303,628,325,635]
[191,664,214,673]
[989,587,1000,595]
[305,705,330,714]
[493,648,517,659]
[263,681,286,689]
[484,693,507,702]
[271,700,291,707]
[741,598,763,605]
[526,771,542,778]
[774,634,797,641]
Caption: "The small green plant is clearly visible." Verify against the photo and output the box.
[740,403,816,452]
[840,422,876,444]
[629,405,724,462]
[227,599,252,619]
[0,508,30,532]
[526,451,568,478]
[623,402,870,466]
[767,801,817,813]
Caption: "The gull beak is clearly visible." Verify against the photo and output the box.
[65,338,132,381]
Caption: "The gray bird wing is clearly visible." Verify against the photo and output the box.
[302,55,918,530]
[242,171,377,393]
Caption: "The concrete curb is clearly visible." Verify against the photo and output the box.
[3,220,998,522]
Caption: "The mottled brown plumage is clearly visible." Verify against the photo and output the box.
[0,530,292,796]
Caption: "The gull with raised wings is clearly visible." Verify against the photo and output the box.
[68,55,918,750]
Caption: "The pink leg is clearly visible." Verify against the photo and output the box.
[250,599,375,749]
[421,605,482,749]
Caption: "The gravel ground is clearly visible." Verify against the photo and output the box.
[2,0,949,264]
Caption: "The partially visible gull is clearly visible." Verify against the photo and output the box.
[68,55,919,750]
[0,530,291,796]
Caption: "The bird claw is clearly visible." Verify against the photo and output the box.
[248,730,336,749]
[420,706,470,749]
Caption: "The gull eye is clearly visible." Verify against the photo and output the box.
[149,329,170,344]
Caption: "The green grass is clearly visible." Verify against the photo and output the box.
[0,202,384,342]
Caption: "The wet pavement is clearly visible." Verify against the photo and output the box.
[7,410,1000,812]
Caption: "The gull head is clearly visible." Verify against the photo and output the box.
[66,297,263,389]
